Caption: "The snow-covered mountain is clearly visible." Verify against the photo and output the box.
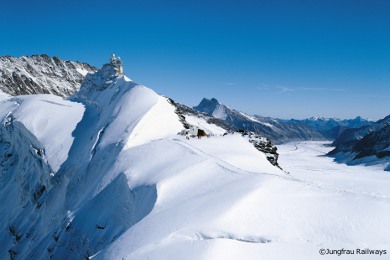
[0,54,97,96]
[0,59,284,259]
[1,55,390,259]
[288,116,373,139]
[328,115,390,171]
[194,98,325,143]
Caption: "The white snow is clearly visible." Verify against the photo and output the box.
[278,141,390,202]
[240,112,275,128]
[184,114,227,136]
[95,141,390,260]
[212,104,227,119]
[0,94,84,172]
[123,94,183,149]
[2,64,389,260]
[76,68,90,76]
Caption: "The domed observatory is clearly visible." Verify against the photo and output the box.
[109,54,124,75]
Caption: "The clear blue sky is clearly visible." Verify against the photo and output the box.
[2,0,390,119]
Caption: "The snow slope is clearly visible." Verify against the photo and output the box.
[93,141,390,260]
[0,94,84,172]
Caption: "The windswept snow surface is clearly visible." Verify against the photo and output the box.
[95,141,390,260]
[184,114,227,136]
[0,94,84,172]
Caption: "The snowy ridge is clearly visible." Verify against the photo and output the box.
[0,61,283,259]
[0,54,97,97]
[73,64,183,151]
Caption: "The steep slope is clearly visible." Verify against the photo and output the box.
[194,98,324,143]
[328,115,390,171]
[0,92,85,259]
[0,54,97,96]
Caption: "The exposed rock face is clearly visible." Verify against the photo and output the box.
[239,130,279,167]
[0,54,97,97]
[194,98,325,144]
[328,115,390,170]
[170,98,232,131]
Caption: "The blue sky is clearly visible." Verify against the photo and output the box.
[2,0,390,119]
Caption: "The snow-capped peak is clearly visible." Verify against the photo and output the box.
[71,62,184,152]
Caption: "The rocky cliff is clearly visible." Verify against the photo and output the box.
[0,54,97,97]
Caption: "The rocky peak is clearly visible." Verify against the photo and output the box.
[195,98,220,110]
[0,54,98,97]
[73,63,129,102]
[193,97,229,119]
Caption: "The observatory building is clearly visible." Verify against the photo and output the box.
[109,54,124,75]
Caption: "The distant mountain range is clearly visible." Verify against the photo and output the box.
[287,116,373,139]
[193,98,373,143]
[194,98,324,143]
[328,115,390,171]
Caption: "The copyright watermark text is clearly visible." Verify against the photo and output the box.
[319,248,387,256]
